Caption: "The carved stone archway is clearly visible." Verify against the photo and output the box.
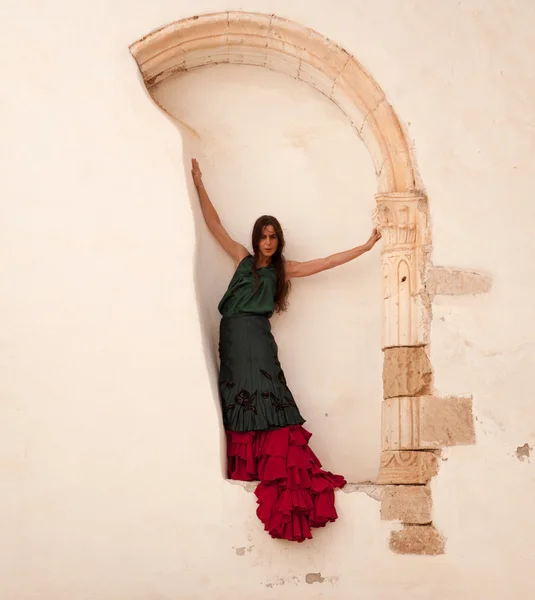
[130,11,476,555]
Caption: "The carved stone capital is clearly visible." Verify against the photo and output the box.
[374,192,429,250]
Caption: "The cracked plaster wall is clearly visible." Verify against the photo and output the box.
[1,0,535,599]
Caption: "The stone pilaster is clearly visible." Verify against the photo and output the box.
[374,192,431,349]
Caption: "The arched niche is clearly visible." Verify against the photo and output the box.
[129,11,474,554]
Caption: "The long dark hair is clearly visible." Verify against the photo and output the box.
[251,215,291,313]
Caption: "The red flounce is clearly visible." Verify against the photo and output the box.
[227,425,346,542]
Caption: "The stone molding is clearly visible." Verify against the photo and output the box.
[376,450,438,485]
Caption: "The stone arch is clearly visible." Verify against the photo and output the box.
[130,12,414,194]
[130,11,475,554]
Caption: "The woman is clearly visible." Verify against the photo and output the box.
[191,158,381,542]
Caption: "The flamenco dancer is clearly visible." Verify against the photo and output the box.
[191,158,381,542]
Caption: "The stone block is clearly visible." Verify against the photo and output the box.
[420,395,475,447]
[228,11,272,36]
[382,395,475,450]
[383,346,432,399]
[390,525,445,555]
[381,486,432,524]
[376,451,437,485]
[426,266,492,297]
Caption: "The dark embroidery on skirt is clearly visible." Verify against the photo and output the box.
[226,381,235,389]
[235,389,258,413]
[270,392,291,412]
[261,391,270,399]
[277,370,287,386]
[260,369,273,381]
[284,395,297,407]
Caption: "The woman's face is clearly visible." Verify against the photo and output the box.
[258,225,279,259]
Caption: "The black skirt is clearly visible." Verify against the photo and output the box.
[219,314,306,432]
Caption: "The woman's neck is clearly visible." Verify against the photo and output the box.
[256,255,271,268]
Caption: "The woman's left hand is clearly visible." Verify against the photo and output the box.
[364,228,382,251]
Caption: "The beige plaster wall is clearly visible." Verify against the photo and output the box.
[1,1,535,599]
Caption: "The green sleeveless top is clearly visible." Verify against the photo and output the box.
[218,255,278,318]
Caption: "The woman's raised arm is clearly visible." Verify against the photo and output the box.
[191,159,249,267]
[285,228,381,279]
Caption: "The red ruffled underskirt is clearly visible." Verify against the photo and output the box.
[226,425,346,542]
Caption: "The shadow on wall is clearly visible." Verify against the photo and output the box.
[150,64,383,483]
[179,124,229,480]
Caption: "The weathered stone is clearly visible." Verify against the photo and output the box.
[376,450,437,485]
[420,396,475,447]
[390,525,445,555]
[381,486,432,524]
[426,266,492,297]
[383,347,432,399]
[382,395,475,450]
[516,443,532,462]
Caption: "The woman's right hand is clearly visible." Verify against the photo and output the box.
[364,227,382,251]
[191,158,203,188]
